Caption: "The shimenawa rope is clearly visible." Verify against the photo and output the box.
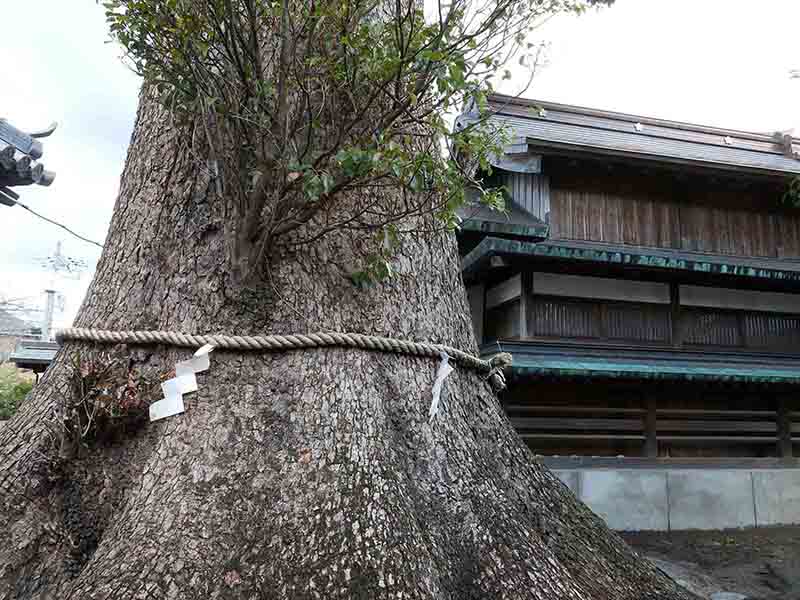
[57,328,512,391]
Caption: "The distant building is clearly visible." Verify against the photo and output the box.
[8,339,59,377]
[458,95,800,531]
[0,308,37,364]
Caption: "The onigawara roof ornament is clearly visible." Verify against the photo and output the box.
[0,119,57,206]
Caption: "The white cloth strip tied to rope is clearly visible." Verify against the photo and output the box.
[56,327,513,392]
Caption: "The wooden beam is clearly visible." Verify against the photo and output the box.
[670,282,682,348]
[656,420,776,433]
[778,397,794,458]
[511,417,643,431]
[485,275,520,310]
[519,433,646,441]
[504,405,646,415]
[656,435,778,443]
[645,396,658,458]
[520,271,533,339]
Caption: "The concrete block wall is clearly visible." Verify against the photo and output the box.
[553,468,800,531]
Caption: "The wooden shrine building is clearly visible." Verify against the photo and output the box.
[457,96,800,517]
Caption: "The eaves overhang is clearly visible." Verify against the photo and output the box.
[461,236,800,286]
[483,340,800,386]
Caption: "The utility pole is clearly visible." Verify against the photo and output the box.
[41,289,56,341]
[38,241,87,340]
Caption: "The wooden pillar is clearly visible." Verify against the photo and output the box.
[520,271,533,339]
[777,396,793,459]
[645,396,658,458]
[670,282,682,348]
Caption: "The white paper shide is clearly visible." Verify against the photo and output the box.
[149,344,215,422]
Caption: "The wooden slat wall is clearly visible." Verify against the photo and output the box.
[549,187,800,258]
[504,172,550,221]
[526,291,800,353]
[682,307,800,351]
[530,297,671,344]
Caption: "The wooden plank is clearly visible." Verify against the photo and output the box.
[714,207,730,255]
[644,198,658,247]
[505,405,646,415]
[645,397,658,457]
[550,190,562,238]
[623,195,637,245]
[486,274,521,310]
[765,213,779,258]
[670,282,681,348]
[670,200,682,249]
[589,191,604,241]
[605,194,622,243]
[778,397,793,458]
[575,192,590,240]
[657,435,777,443]
[656,409,776,417]
[777,213,798,258]
[656,201,672,248]
[739,210,754,256]
[695,204,710,253]
[656,420,776,433]
[752,211,764,257]
[679,203,694,251]
[520,271,532,339]
[519,433,647,441]
[511,417,643,431]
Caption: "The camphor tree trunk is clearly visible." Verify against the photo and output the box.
[0,91,694,599]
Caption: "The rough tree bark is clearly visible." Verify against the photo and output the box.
[0,94,695,599]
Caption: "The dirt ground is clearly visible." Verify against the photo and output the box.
[623,527,800,599]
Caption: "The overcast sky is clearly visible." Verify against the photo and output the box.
[1,0,799,333]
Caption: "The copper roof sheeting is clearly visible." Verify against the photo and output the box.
[458,95,800,177]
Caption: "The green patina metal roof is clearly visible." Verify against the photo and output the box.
[459,219,549,239]
[9,340,59,372]
[462,236,800,284]
[457,200,549,240]
[484,341,800,385]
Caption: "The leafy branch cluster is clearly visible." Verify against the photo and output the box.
[103,0,602,281]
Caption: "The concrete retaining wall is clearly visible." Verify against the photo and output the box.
[553,468,800,531]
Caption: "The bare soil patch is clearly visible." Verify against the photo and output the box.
[623,527,800,599]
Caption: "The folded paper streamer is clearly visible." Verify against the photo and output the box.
[429,352,454,423]
[149,343,214,422]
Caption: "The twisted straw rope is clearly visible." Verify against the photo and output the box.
[56,328,512,375]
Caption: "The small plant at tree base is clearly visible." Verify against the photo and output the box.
[60,353,162,457]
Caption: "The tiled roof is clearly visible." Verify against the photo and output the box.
[9,340,58,367]
[457,95,800,178]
